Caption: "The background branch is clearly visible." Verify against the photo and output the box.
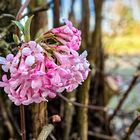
[58,93,107,112]
[88,131,118,140]
[21,1,53,19]
[109,65,140,122]
[122,116,140,140]
[16,0,31,20]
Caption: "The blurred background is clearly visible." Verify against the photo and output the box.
[0,0,140,140]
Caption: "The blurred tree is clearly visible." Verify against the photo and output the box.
[109,0,135,36]
[76,1,90,140]
[89,0,112,137]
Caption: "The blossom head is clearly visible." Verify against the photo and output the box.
[0,20,90,105]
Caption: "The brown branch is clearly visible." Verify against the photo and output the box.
[88,131,118,140]
[0,14,15,19]
[21,1,53,19]
[122,116,140,140]
[20,105,26,140]
[109,65,140,122]
[15,0,30,37]
[37,124,54,140]
[68,0,75,19]
[16,0,30,20]
[63,92,75,140]
[58,93,107,112]
[53,0,60,27]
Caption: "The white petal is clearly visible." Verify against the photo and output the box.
[36,45,43,52]
[2,65,8,72]
[22,47,31,56]
[0,56,6,64]
[25,55,35,66]
[80,51,87,59]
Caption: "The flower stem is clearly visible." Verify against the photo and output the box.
[20,105,26,140]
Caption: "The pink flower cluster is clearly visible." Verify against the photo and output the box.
[0,20,90,105]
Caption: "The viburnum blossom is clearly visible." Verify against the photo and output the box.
[0,20,90,105]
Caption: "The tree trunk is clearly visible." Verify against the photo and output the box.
[89,0,111,137]
[29,0,48,39]
[53,0,60,27]
[63,92,75,140]
[90,0,104,106]
[76,1,90,140]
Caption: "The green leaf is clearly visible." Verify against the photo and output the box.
[13,34,20,44]
[12,21,24,34]
[24,15,34,42]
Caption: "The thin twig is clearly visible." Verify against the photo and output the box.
[0,14,15,19]
[21,1,53,19]
[16,0,31,20]
[37,124,54,140]
[58,93,107,112]
[20,105,26,140]
[88,131,118,140]
[16,0,30,37]
[109,65,140,122]
[122,116,140,140]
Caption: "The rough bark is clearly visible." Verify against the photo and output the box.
[31,102,47,138]
[77,75,91,140]
[29,0,48,39]
[63,92,75,140]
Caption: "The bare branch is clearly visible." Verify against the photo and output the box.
[88,131,118,140]
[20,105,26,140]
[109,65,140,122]
[21,1,53,19]
[37,124,54,140]
[16,0,30,20]
[58,93,107,112]
[0,14,15,19]
[122,116,140,140]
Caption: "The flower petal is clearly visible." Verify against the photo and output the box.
[0,56,6,64]
[25,55,35,66]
